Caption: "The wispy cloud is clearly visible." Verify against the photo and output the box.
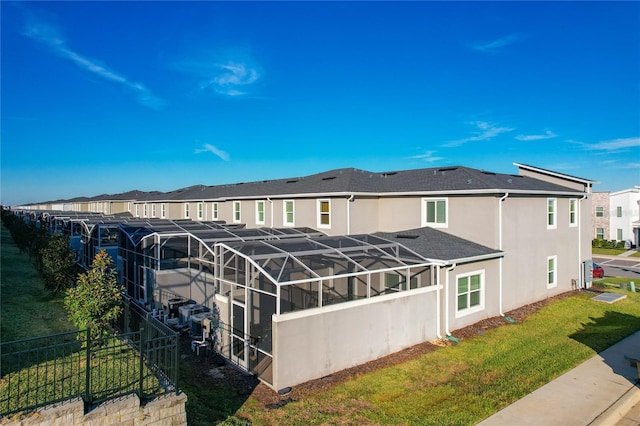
[516,130,558,141]
[470,34,521,53]
[198,61,261,97]
[443,121,514,147]
[194,144,230,161]
[21,13,166,109]
[583,137,640,151]
[409,150,445,163]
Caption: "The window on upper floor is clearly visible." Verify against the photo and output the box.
[422,198,447,228]
[256,201,265,225]
[233,201,241,223]
[547,255,557,288]
[456,270,484,315]
[596,206,604,217]
[318,199,331,228]
[547,198,556,229]
[151,204,156,218]
[184,203,190,219]
[569,199,577,227]
[212,202,218,220]
[135,205,140,218]
[143,204,148,218]
[127,202,131,212]
[617,206,623,218]
[596,228,604,239]
[197,202,204,220]
[284,200,295,226]
[161,203,166,219]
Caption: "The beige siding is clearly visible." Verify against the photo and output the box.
[518,168,586,191]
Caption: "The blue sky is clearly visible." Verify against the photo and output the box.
[2,1,639,206]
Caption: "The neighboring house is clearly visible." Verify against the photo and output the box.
[592,192,610,240]
[609,187,640,247]
[12,162,595,391]
[592,187,640,247]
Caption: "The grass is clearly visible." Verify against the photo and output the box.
[630,251,640,258]
[0,226,75,342]
[0,225,162,416]
[591,247,629,255]
[230,288,640,425]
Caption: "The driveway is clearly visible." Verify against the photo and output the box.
[592,256,640,279]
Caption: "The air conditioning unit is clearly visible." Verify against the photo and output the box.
[179,303,204,327]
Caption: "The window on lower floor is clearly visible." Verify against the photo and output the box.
[457,271,484,314]
[143,204,148,217]
[547,255,557,288]
[184,203,190,219]
[151,204,156,218]
[161,203,166,219]
[617,228,623,241]
[385,272,419,293]
[596,228,604,239]
[135,205,140,217]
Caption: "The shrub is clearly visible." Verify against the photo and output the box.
[41,234,77,294]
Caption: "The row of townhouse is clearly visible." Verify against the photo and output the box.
[14,162,595,391]
[591,186,640,247]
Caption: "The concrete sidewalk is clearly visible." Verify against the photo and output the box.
[477,330,640,426]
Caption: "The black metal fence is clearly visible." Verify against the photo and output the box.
[0,297,179,417]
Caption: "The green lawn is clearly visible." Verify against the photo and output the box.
[591,247,628,256]
[0,226,75,342]
[230,288,640,425]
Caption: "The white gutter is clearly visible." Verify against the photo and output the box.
[445,252,504,265]
[267,197,273,228]
[346,195,354,234]
[498,193,509,316]
[445,263,456,336]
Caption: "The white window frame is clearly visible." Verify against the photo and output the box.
[127,202,131,212]
[283,200,295,226]
[184,203,190,219]
[595,206,604,217]
[455,270,484,317]
[317,199,331,229]
[617,228,623,241]
[617,206,623,218]
[547,255,557,288]
[256,200,265,225]
[233,201,241,223]
[143,204,148,218]
[151,204,156,218]
[135,204,140,218]
[212,202,219,220]
[596,228,604,239]
[547,198,556,229]
[161,203,166,219]
[197,202,204,220]
[569,199,577,227]
[422,198,448,228]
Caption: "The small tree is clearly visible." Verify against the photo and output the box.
[65,250,122,343]
[41,234,77,294]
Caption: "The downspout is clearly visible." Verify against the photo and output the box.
[445,263,456,337]
[498,193,509,316]
[346,195,354,235]
[436,265,442,339]
[267,198,273,228]
[578,194,588,288]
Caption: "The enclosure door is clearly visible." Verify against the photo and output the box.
[137,265,151,304]
[231,298,248,368]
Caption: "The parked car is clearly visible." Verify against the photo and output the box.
[593,263,604,278]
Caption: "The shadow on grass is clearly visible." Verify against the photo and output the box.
[569,310,640,385]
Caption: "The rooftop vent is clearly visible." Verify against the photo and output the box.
[382,172,398,177]
[286,180,299,184]
[481,171,496,175]
[507,178,513,184]
[438,167,457,173]
[395,234,420,239]
[322,176,336,181]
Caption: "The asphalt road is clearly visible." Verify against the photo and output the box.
[593,256,640,280]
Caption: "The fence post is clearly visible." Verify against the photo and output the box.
[85,327,91,404]
[139,326,145,399]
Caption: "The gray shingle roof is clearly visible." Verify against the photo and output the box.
[374,227,503,263]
